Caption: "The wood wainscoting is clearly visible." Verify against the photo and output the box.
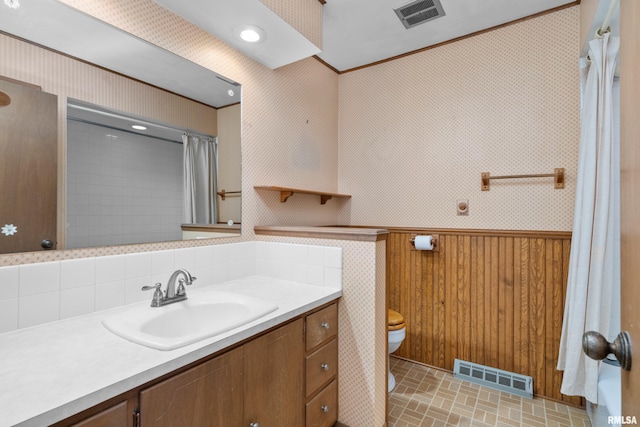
[386,228,584,407]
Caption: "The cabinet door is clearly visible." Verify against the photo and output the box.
[70,401,128,427]
[244,319,304,427]
[140,346,244,427]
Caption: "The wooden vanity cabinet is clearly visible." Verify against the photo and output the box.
[304,303,338,427]
[61,302,338,427]
[139,319,304,427]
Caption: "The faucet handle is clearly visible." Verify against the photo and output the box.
[190,276,197,284]
[142,283,164,307]
[176,278,187,296]
[141,283,162,292]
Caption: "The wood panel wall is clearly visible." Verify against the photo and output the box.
[386,229,584,406]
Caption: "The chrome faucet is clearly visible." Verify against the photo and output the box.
[141,269,197,307]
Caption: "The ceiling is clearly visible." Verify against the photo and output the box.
[67,100,189,143]
[317,0,577,72]
[1,0,609,94]
[156,0,579,73]
[155,0,321,69]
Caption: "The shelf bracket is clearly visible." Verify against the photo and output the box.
[280,191,294,203]
[320,195,332,205]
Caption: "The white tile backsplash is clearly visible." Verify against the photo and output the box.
[19,262,60,296]
[0,266,19,300]
[125,252,152,278]
[256,258,278,277]
[256,241,278,261]
[61,258,96,290]
[228,261,245,281]
[307,245,325,266]
[229,241,255,263]
[194,246,214,267]
[212,244,229,265]
[174,248,195,271]
[19,292,60,329]
[324,267,343,289]
[125,277,151,305]
[0,299,18,333]
[0,241,343,333]
[61,286,95,319]
[325,247,343,269]
[95,255,126,284]
[256,242,343,288]
[151,250,175,275]
[95,281,125,312]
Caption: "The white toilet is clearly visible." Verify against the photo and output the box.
[388,309,406,392]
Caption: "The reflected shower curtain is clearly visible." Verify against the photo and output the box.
[183,134,218,224]
[557,33,619,404]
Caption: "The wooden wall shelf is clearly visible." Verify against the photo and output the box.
[254,186,351,205]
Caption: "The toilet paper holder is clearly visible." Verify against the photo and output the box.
[409,234,439,252]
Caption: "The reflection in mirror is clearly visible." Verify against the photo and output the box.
[67,101,195,248]
[0,78,57,254]
[0,0,242,254]
[65,100,241,249]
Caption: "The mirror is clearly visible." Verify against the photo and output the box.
[0,0,242,253]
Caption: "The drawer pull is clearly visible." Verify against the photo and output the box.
[321,405,330,413]
[321,363,330,371]
[249,423,260,427]
[321,322,330,329]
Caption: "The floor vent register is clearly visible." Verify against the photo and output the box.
[453,359,533,399]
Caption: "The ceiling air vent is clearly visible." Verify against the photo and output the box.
[394,0,446,29]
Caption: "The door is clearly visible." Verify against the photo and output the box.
[619,0,640,415]
[244,319,305,427]
[139,346,244,426]
[0,78,57,253]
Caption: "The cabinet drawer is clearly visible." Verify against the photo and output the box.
[306,338,337,398]
[306,303,338,351]
[305,380,337,427]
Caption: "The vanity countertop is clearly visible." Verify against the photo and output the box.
[0,277,341,427]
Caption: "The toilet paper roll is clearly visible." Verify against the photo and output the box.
[414,235,433,250]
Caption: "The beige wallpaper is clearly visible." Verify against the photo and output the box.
[259,0,323,49]
[337,6,580,231]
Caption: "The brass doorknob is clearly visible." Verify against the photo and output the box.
[582,331,632,371]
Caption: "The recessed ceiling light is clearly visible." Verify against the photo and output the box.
[131,125,147,130]
[240,29,260,42]
[233,25,266,44]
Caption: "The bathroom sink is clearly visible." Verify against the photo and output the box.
[102,290,278,350]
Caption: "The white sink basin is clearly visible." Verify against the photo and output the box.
[102,290,278,350]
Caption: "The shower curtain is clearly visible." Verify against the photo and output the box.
[557,33,619,404]
[183,134,218,224]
